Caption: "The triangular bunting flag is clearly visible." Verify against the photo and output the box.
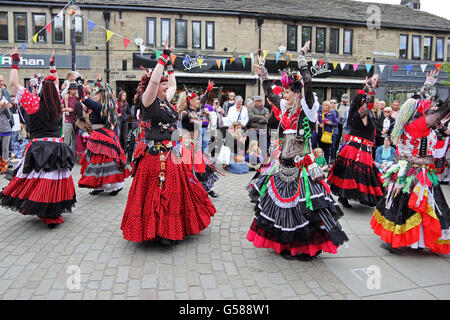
[197,58,203,69]
[275,52,281,64]
[88,20,97,32]
[216,60,221,69]
[106,30,114,42]
[393,65,399,73]
[405,65,413,73]
[56,10,63,20]
[241,56,245,68]
[222,59,226,71]
[435,64,442,71]
[21,42,27,54]
[32,33,38,43]
[170,54,177,65]
[45,23,52,34]
[312,59,318,67]
[184,56,190,66]
[340,63,346,70]
[123,38,131,49]
[365,64,372,73]
[420,64,427,73]
[230,57,236,64]
[250,53,254,65]
[155,50,162,61]
[140,45,146,56]
[332,62,338,70]
[262,50,268,60]
[286,60,290,66]
[378,64,385,74]
[318,60,324,67]
[352,64,359,72]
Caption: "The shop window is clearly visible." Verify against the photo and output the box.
[73,16,83,45]
[343,29,353,55]
[316,27,326,53]
[14,13,27,43]
[192,21,201,49]
[52,13,64,44]
[206,21,214,49]
[329,28,339,54]
[32,13,46,43]
[287,25,297,51]
[399,34,408,59]
[423,36,432,60]
[436,37,444,61]
[175,19,187,48]
[146,18,156,46]
[301,26,312,52]
[161,18,171,47]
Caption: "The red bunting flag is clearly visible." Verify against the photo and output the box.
[435,64,442,71]
[45,23,52,34]
[393,65,399,72]
[123,38,131,49]
[318,60,324,67]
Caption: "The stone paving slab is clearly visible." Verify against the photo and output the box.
[0,164,448,300]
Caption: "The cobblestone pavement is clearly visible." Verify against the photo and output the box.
[0,164,449,300]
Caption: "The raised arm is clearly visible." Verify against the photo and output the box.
[298,40,314,109]
[49,50,59,88]
[166,56,176,103]
[254,55,281,109]
[9,48,20,95]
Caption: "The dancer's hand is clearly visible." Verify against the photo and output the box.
[301,40,311,54]
[425,69,439,87]
[9,47,19,58]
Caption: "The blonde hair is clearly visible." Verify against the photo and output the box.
[176,91,188,113]
[247,140,261,154]
[313,147,323,156]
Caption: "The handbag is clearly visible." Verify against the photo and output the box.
[217,145,231,165]
[320,114,332,144]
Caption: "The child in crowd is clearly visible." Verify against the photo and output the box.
[314,147,329,172]
[246,140,263,171]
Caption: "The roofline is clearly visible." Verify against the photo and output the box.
[1,1,450,33]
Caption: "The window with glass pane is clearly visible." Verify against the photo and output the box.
[14,13,27,42]
[329,28,339,54]
[33,14,46,43]
[436,37,444,61]
[206,21,214,49]
[161,19,170,46]
[52,13,64,43]
[287,25,297,51]
[315,27,326,53]
[399,34,408,59]
[423,36,432,60]
[301,26,312,52]
[0,13,7,41]
[175,20,187,48]
[192,21,201,49]
[146,18,156,46]
[74,16,83,44]
[412,35,421,59]
[447,39,450,61]
[343,29,353,54]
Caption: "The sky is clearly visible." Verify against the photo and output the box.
[356,0,450,20]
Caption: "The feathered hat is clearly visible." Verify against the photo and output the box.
[280,68,303,93]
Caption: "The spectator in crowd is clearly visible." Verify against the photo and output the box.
[372,99,385,153]
[226,95,249,128]
[318,100,339,164]
[247,95,269,155]
[391,100,400,120]
[329,99,340,163]
[337,93,350,144]
[246,140,263,171]
[224,121,249,174]
[381,107,395,139]
[379,100,386,112]
[61,83,78,153]
[117,91,131,153]
[375,135,396,174]
[0,94,12,161]
[222,91,236,115]
[314,147,329,172]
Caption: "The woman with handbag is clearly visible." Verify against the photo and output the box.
[318,101,338,165]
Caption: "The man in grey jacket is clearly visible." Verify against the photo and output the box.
[247,96,269,157]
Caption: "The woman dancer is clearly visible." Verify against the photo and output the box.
[247,41,348,261]
[327,75,384,208]
[371,70,450,255]
[177,87,221,198]
[78,75,129,196]
[121,41,216,244]
[0,48,76,228]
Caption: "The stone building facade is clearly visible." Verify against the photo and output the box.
[0,0,449,104]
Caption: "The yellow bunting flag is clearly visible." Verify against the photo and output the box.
[332,62,338,70]
[262,50,268,60]
[106,30,114,42]
[230,57,236,64]
[197,58,203,69]
[216,60,222,69]
[32,34,38,43]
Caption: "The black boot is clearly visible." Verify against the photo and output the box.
[280,250,296,260]
[109,188,123,196]
[208,190,219,198]
[338,197,352,208]
[381,243,404,255]
[47,223,59,229]
[90,189,104,195]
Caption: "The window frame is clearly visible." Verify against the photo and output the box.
[175,19,187,48]
[52,13,65,44]
[32,13,47,44]
[447,38,450,61]
[160,18,171,47]
[0,12,8,42]
[399,34,409,59]
[329,28,339,54]
[412,35,421,60]
[315,27,326,53]
[146,17,156,47]
[192,20,202,49]
[343,29,353,55]
[423,36,432,60]
[436,37,444,61]
[286,24,297,52]
[301,26,312,52]
[205,21,215,50]
[73,15,84,45]
[14,12,28,43]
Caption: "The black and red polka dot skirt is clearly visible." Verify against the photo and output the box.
[121,147,216,242]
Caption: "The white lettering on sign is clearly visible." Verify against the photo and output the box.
[183,55,207,71]
[1,57,45,67]
[310,63,331,77]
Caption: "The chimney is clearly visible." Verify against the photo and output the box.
[401,0,421,10]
